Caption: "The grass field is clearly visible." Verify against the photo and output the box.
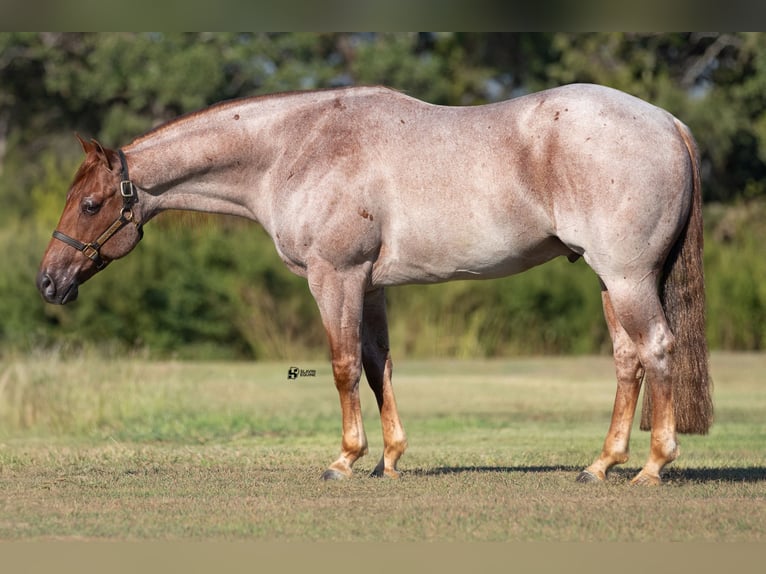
[0,352,764,542]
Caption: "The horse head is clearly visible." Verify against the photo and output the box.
[36,135,144,304]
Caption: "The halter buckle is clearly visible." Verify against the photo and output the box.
[82,244,100,261]
[120,179,135,198]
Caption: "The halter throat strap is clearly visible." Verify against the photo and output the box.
[51,148,143,270]
[117,149,137,206]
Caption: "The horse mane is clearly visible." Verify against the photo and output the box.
[131,85,398,146]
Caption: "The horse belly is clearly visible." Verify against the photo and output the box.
[371,231,568,287]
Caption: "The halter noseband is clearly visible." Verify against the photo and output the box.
[52,149,144,270]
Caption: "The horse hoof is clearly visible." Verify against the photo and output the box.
[321,468,348,481]
[576,470,603,483]
[370,468,401,479]
[630,472,661,486]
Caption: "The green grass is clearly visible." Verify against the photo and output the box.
[0,352,764,541]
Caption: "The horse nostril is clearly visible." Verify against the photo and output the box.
[37,272,56,300]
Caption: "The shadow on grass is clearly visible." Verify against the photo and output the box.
[411,465,766,483]
[410,465,580,477]
[662,466,766,483]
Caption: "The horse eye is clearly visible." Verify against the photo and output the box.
[81,198,102,215]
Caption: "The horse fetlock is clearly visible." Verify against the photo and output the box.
[651,434,679,465]
[611,450,630,466]
[579,447,629,483]
[343,442,368,461]
[381,468,401,479]
[664,443,680,464]
[385,436,407,458]
[634,447,677,486]
[371,457,401,479]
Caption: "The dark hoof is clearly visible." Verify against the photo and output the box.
[576,470,602,483]
[321,468,348,481]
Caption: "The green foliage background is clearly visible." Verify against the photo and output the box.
[1,32,765,359]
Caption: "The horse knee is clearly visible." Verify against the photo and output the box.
[332,354,362,388]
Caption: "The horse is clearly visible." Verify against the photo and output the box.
[37,83,713,485]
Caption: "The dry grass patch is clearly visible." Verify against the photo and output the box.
[1,352,764,541]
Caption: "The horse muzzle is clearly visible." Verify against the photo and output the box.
[37,270,79,304]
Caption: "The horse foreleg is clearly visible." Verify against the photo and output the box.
[308,264,369,480]
[362,288,408,478]
[578,290,644,483]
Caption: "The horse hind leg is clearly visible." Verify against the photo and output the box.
[578,289,644,483]
[362,288,408,478]
[598,278,680,485]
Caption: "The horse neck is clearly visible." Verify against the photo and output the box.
[124,87,400,228]
[124,101,286,225]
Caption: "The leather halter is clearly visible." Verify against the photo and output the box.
[52,150,144,270]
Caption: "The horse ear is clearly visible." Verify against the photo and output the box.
[75,134,116,172]
[90,138,114,172]
[75,133,94,154]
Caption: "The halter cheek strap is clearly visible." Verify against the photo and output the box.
[51,149,144,270]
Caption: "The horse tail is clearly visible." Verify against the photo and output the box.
[640,118,713,434]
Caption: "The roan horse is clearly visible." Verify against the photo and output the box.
[37,83,713,485]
